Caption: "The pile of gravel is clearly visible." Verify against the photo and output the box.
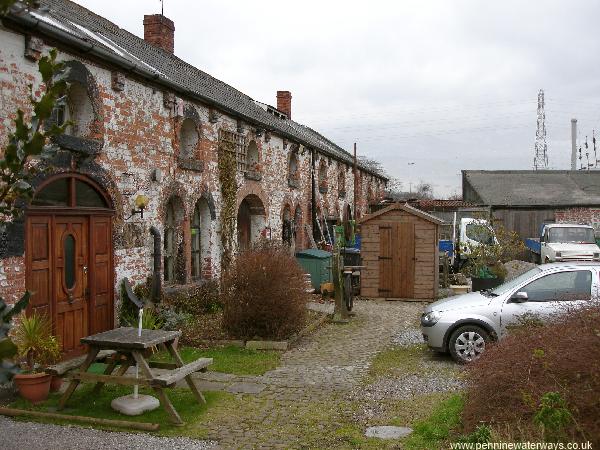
[361,375,464,402]
[0,417,217,450]
[391,328,424,347]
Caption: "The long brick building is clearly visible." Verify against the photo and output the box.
[0,1,387,354]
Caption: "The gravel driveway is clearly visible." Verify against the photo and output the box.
[0,416,216,450]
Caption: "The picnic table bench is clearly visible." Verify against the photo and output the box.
[58,327,212,425]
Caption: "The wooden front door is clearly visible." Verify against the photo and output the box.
[378,222,415,298]
[54,216,89,358]
[25,174,114,358]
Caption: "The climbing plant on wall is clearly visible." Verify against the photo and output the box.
[218,140,237,272]
[0,40,70,381]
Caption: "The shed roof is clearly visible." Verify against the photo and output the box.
[6,0,387,181]
[462,170,600,207]
[358,203,444,225]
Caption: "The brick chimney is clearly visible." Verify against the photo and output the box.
[276,91,292,119]
[143,14,175,53]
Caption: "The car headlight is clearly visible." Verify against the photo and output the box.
[421,311,441,327]
[555,252,562,258]
[594,253,600,260]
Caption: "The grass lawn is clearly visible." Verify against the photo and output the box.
[9,383,234,437]
[402,393,465,449]
[150,345,281,376]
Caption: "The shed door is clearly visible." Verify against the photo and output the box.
[378,223,415,298]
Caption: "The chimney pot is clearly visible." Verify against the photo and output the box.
[276,90,292,119]
[143,14,175,53]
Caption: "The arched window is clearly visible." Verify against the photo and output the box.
[180,118,199,159]
[164,199,176,283]
[31,175,109,209]
[190,198,211,279]
[247,140,259,171]
[51,82,95,138]
[338,169,346,198]
[190,203,201,279]
[318,159,328,193]
[288,153,299,188]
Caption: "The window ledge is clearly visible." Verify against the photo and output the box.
[245,170,262,181]
[52,134,103,156]
[178,158,204,172]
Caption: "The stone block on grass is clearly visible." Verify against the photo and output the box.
[245,340,288,351]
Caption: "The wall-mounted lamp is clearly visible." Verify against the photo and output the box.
[126,194,150,220]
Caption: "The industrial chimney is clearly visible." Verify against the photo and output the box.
[571,118,577,170]
[143,14,175,53]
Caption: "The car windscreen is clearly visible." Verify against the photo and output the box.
[490,267,543,296]
[548,227,595,244]
[465,223,495,244]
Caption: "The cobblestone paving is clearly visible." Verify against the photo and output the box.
[198,299,425,449]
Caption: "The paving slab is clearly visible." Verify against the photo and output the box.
[225,382,267,394]
[365,425,413,439]
[177,380,227,391]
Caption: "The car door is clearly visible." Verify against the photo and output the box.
[500,269,593,336]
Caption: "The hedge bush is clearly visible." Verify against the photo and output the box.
[221,243,309,340]
[462,306,600,443]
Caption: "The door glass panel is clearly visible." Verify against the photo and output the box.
[64,234,76,290]
[32,179,69,207]
[75,180,107,208]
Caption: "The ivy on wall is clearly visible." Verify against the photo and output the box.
[218,140,237,272]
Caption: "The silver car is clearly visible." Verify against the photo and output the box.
[420,262,599,363]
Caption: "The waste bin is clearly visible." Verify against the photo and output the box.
[341,247,361,267]
[295,249,332,292]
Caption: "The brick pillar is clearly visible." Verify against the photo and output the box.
[143,14,175,53]
[276,91,292,119]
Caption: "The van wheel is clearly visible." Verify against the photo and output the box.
[448,325,489,364]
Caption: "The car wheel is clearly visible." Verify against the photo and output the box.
[448,325,489,364]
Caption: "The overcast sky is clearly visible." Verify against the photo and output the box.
[76,0,600,196]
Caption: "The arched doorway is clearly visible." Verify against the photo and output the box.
[237,194,266,251]
[282,204,292,247]
[25,173,114,358]
[294,205,303,249]
[191,198,212,279]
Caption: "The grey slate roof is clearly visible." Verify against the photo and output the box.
[462,170,600,207]
[8,0,386,180]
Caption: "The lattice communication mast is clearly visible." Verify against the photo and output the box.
[533,89,549,170]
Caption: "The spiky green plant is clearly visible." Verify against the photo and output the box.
[11,312,61,373]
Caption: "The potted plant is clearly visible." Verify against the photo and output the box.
[462,221,525,292]
[10,312,61,403]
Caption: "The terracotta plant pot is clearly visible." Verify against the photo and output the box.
[50,375,62,392]
[13,372,52,404]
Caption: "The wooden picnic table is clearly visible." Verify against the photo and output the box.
[58,327,212,425]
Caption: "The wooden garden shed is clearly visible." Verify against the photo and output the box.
[359,203,443,301]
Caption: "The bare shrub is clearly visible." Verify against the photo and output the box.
[163,279,221,315]
[221,243,309,340]
[462,306,600,443]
